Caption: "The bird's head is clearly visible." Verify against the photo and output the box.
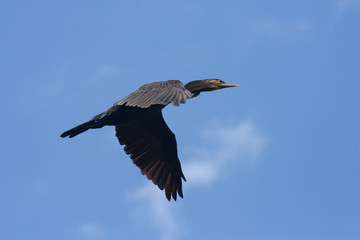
[184,79,239,96]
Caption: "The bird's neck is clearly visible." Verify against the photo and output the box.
[184,80,211,97]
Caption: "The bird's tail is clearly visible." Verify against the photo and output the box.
[61,113,104,138]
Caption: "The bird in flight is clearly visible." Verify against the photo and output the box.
[61,79,238,201]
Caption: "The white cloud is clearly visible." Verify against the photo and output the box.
[127,183,185,240]
[183,161,219,185]
[79,221,106,239]
[184,119,267,185]
[127,119,266,240]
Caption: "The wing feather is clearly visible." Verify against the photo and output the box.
[115,111,186,201]
[114,80,193,108]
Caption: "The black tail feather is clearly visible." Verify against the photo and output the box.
[61,106,125,138]
[60,121,94,138]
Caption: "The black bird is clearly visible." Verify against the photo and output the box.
[61,79,238,201]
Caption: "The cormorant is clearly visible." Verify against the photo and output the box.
[61,79,238,201]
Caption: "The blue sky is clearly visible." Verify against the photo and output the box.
[1,0,359,239]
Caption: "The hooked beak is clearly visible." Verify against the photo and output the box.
[219,83,239,88]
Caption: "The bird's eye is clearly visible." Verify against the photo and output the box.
[217,80,225,84]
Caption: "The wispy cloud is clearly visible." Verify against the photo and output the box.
[183,119,266,186]
[127,119,266,240]
[78,221,106,239]
[127,183,185,240]
[89,64,119,86]
[333,0,360,18]
[334,0,360,9]
[183,161,219,185]
[95,65,118,77]
[249,20,312,37]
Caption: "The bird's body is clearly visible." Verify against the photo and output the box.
[61,79,238,201]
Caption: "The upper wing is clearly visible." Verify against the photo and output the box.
[115,111,186,201]
[114,80,193,108]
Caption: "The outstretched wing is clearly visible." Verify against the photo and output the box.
[114,80,193,108]
[115,111,186,201]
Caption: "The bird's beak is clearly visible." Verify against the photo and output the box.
[219,83,239,88]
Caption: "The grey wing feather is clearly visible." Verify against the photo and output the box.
[114,80,193,108]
